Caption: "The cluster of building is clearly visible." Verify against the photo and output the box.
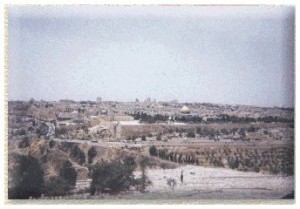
[7,98,294,142]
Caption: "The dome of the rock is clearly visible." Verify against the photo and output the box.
[180,106,191,114]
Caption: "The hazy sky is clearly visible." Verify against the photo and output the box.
[8,6,294,107]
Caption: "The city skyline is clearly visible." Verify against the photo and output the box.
[8,6,295,107]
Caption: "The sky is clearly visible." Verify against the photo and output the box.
[8,6,295,107]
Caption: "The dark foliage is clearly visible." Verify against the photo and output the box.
[18,137,30,149]
[206,114,293,124]
[59,160,77,187]
[186,130,196,138]
[123,156,137,171]
[36,123,49,137]
[247,125,257,133]
[238,128,246,137]
[71,145,86,165]
[8,155,44,199]
[88,147,97,164]
[149,145,157,156]
[281,191,294,199]
[55,127,68,137]
[43,176,71,197]
[196,127,218,138]
[48,140,56,148]
[175,115,202,123]
[129,112,168,123]
[90,160,135,195]
[228,157,240,169]
[156,133,162,141]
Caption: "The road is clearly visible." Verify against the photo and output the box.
[52,137,293,149]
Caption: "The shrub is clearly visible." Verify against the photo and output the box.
[55,127,68,137]
[88,147,97,164]
[49,140,56,148]
[123,156,136,171]
[44,176,71,197]
[238,128,246,137]
[253,165,260,172]
[149,146,157,156]
[19,129,26,136]
[71,145,86,165]
[281,164,294,175]
[18,137,30,149]
[269,165,279,175]
[167,178,177,188]
[247,125,256,133]
[8,155,44,199]
[90,160,135,195]
[228,157,239,169]
[59,160,77,188]
[138,157,150,192]
[187,131,195,138]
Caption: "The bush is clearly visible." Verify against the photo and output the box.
[138,157,150,192]
[55,127,68,137]
[71,145,86,165]
[49,140,56,148]
[238,128,246,137]
[59,161,77,188]
[44,176,71,197]
[123,156,136,171]
[8,155,44,199]
[187,131,195,138]
[281,164,294,175]
[90,160,135,195]
[156,134,162,141]
[268,164,279,175]
[149,146,157,156]
[18,137,29,149]
[19,129,26,136]
[88,147,97,164]
[228,157,239,169]
[167,178,177,188]
[247,125,256,133]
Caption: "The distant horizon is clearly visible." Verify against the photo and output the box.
[8,97,295,109]
[8,6,295,108]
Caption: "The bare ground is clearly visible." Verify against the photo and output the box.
[128,165,294,200]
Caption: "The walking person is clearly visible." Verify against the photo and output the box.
[180,169,183,183]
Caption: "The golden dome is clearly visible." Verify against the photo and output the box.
[180,106,191,114]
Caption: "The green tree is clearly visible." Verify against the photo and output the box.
[8,155,44,199]
[238,128,246,137]
[123,156,136,172]
[59,160,77,188]
[90,160,135,195]
[88,147,97,164]
[18,137,30,149]
[149,146,157,156]
[49,140,56,148]
[71,145,86,165]
[187,130,195,138]
[44,176,70,197]
[138,157,150,192]
[247,125,256,132]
